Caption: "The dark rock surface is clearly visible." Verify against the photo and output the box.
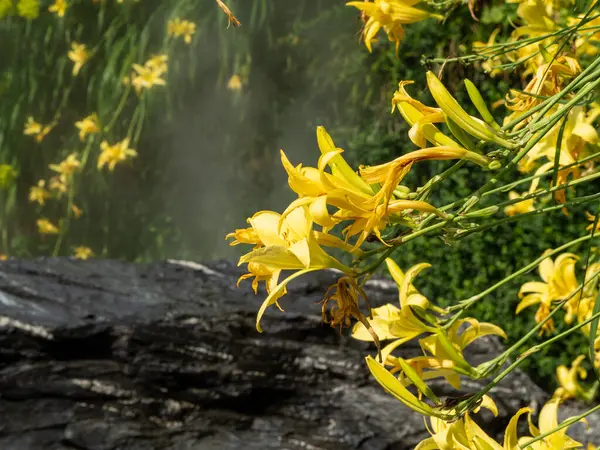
[0,258,596,449]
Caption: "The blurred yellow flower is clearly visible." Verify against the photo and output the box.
[74,246,93,260]
[131,63,166,94]
[586,211,600,233]
[0,254,6,261]
[227,74,243,91]
[68,42,89,76]
[28,180,51,205]
[75,113,100,141]
[504,191,535,216]
[0,0,14,18]
[37,218,59,235]
[71,204,83,219]
[0,164,17,189]
[49,176,67,194]
[16,0,39,19]
[48,0,67,17]
[98,138,137,171]
[553,355,587,401]
[167,18,196,44]
[24,116,52,142]
[145,54,168,75]
[49,153,81,183]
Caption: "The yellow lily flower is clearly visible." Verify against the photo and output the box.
[517,398,583,449]
[75,113,100,141]
[28,180,51,205]
[145,54,168,75]
[98,138,137,171]
[346,0,442,54]
[281,127,447,250]
[353,260,434,338]
[354,259,505,387]
[37,218,59,235]
[391,80,459,148]
[506,58,581,134]
[24,116,53,142]
[49,153,81,184]
[74,246,94,260]
[48,0,67,17]
[68,42,89,76]
[553,355,588,401]
[167,18,196,44]
[236,207,354,332]
[516,251,580,335]
[586,211,600,234]
[504,191,535,216]
[131,62,166,94]
[227,74,243,91]
[48,176,67,195]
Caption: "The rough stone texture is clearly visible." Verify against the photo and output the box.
[0,258,596,449]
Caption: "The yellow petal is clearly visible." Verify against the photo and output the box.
[365,355,438,416]
[256,268,320,332]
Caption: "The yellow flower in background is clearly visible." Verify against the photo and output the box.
[0,254,6,261]
[131,62,167,94]
[75,113,100,141]
[49,153,81,183]
[553,355,587,401]
[68,42,90,76]
[167,18,196,44]
[517,398,583,449]
[16,0,39,19]
[49,176,67,194]
[0,164,17,189]
[37,218,59,234]
[145,54,168,75]
[24,116,52,142]
[346,0,442,54]
[587,211,600,233]
[48,0,67,17]
[516,251,580,335]
[0,0,13,19]
[74,246,93,260]
[504,191,535,216]
[98,138,137,171]
[28,180,51,205]
[227,74,243,91]
[71,204,83,219]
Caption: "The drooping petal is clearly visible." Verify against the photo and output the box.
[256,268,320,332]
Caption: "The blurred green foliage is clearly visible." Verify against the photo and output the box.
[0,0,595,391]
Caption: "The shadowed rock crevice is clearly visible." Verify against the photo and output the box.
[0,258,597,449]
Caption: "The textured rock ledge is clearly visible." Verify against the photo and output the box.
[0,258,597,449]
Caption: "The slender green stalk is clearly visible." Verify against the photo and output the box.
[448,233,596,312]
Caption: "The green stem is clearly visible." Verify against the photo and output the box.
[448,233,596,313]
